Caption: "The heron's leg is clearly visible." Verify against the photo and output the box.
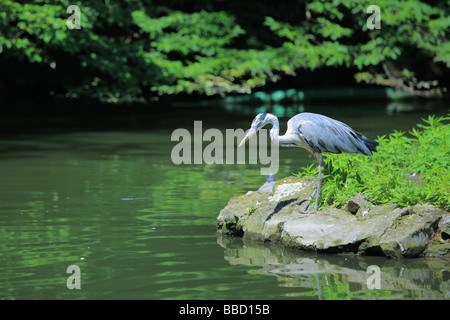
[300,154,323,214]
[312,159,323,213]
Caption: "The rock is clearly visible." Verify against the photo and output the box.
[281,208,359,252]
[424,241,450,257]
[243,177,316,242]
[379,205,445,258]
[217,191,269,236]
[281,206,409,254]
[439,215,450,239]
[342,193,373,217]
[217,177,450,258]
[423,212,450,257]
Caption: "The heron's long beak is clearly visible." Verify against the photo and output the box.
[239,127,257,147]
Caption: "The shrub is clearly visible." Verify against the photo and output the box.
[295,114,450,210]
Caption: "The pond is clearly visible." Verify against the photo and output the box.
[0,99,448,300]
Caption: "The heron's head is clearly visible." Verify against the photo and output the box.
[239,113,270,147]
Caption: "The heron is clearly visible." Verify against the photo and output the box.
[239,112,379,214]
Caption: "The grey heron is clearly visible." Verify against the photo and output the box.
[239,112,379,214]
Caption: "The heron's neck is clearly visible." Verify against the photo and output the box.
[267,114,291,147]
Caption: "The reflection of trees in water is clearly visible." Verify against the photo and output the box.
[218,236,450,299]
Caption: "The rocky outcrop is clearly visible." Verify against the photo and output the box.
[217,177,450,258]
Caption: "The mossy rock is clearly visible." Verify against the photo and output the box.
[217,176,450,258]
[379,205,444,258]
[217,191,269,236]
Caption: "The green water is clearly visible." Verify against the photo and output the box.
[0,101,449,299]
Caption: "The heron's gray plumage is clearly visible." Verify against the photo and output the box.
[239,112,379,214]
[287,113,377,156]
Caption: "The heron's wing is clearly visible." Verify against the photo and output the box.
[288,113,373,155]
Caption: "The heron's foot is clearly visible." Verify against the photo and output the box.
[290,198,318,214]
[299,209,317,215]
[289,196,319,214]
[289,197,311,208]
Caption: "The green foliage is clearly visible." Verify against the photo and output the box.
[266,0,449,97]
[1,0,448,102]
[246,205,257,214]
[295,115,450,210]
